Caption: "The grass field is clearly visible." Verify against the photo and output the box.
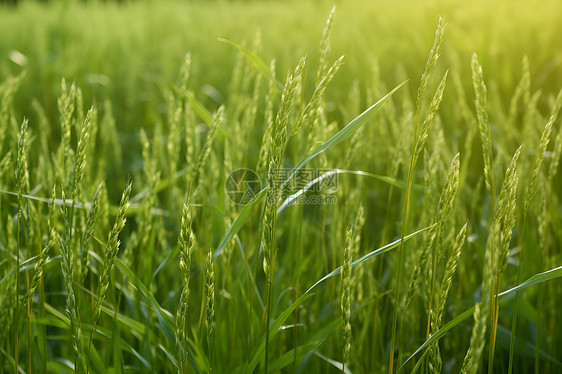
[1,0,562,373]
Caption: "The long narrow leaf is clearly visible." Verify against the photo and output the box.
[399,265,562,371]
[213,188,267,260]
[278,168,420,218]
[170,84,213,126]
[268,318,339,372]
[499,265,562,297]
[43,304,106,373]
[314,352,352,374]
[305,225,432,294]
[281,80,407,190]
[243,294,313,374]
[0,255,60,286]
[268,340,325,373]
[115,258,201,374]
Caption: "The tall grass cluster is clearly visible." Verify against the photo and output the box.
[1,0,562,373]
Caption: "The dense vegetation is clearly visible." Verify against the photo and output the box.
[1,0,561,372]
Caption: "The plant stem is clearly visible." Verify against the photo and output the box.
[264,279,273,374]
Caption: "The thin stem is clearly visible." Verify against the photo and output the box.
[489,270,501,373]
[292,205,303,373]
[16,208,21,374]
[264,279,273,374]
[389,146,416,374]
[487,146,497,374]
[508,216,527,374]
[264,204,277,374]
[27,270,32,373]
[426,248,438,339]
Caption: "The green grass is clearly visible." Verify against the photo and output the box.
[1,0,562,373]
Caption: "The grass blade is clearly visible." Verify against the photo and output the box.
[243,294,314,374]
[305,225,433,295]
[281,80,407,190]
[400,265,562,371]
[213,188,266,260]
[115,257,202,374]
[277,168,411,218]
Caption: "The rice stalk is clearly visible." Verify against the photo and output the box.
[461,146,521,374]
[262,55,305,374]
[547,88,562,182]
[428,222,468,374]
[380,110,412,246]
[70,107,93,201]
[413,71,448,165]
[206,245,216,374]
[389,17,446,373]
[524,118,554,218]
[14,117,30,369]
[292,55,344,136]
[85,105,98,186]
[59,189,87,373]
[190,106,223,198]
[471,53,496,203]
[79,182,104,283]
[57,79,77,178]
[16,119,30,204]
[256,59,278,177]
[415,17,447,117]
[317,5,336,80]
[294,7,338,151]
[177,202,195,373]
[180,52,192,89]
[421,148,441,230]
[508,111,557,372]
[459,253,487,372]
[167,94,184,179]
[124,129,160,269]
[435,223,468,328]
[61,105,93,306]
[425,151,460,334]
[341,228,353,373]
[488,149,519,372]
[90,180,132,351]
[262,55,306,280]
[404,153,459,313]
[352,204,365,303]
[23,186,59,313]
[184,99,196,165]
[305,101,328,157]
